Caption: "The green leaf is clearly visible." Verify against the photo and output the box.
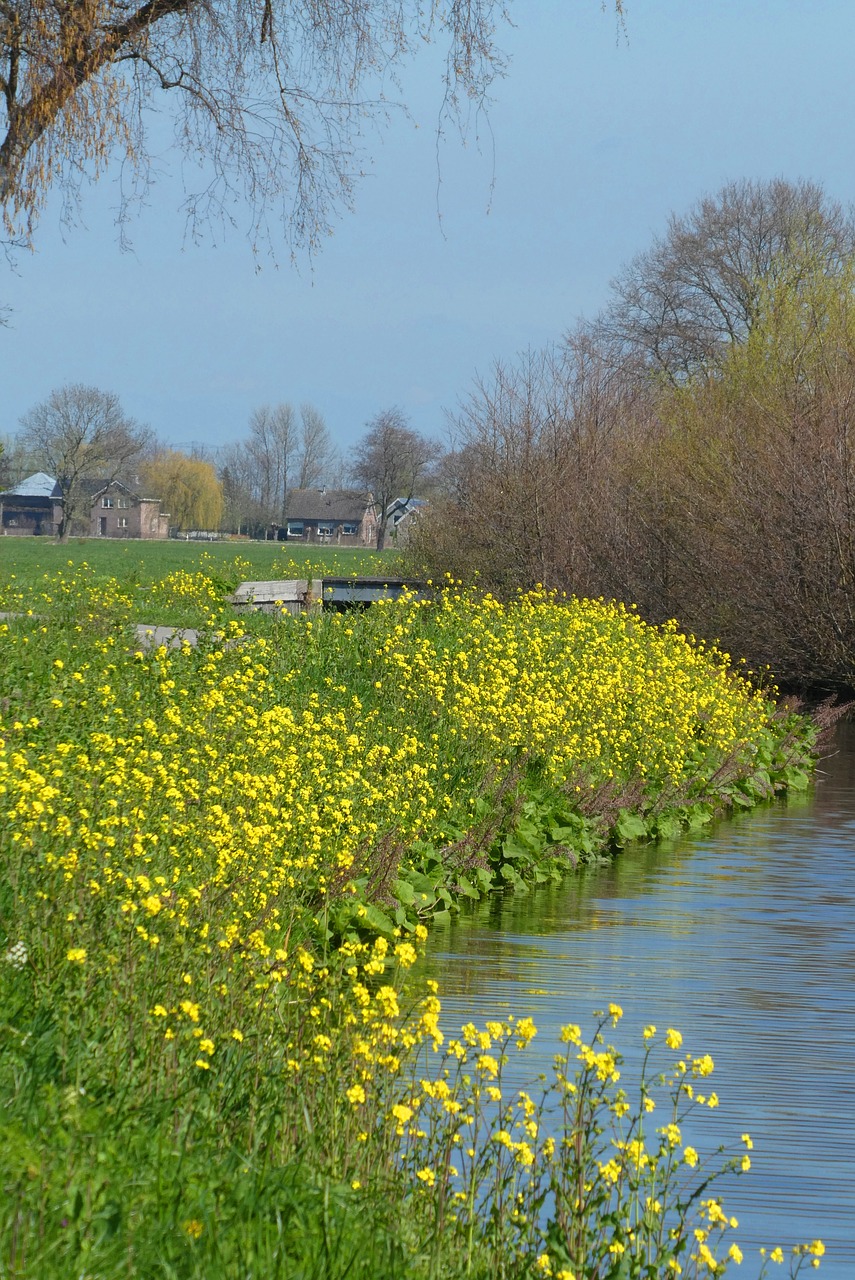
[392,878,415,906]
[615,811,648,843]
[785,767,810,791]
[456,875,480,899]
[361,903,395,935]
[655,813,683,841]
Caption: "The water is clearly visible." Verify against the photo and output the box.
[424,720,855,1276]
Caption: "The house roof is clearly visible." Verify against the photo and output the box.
[77,477,162,502]
[286,489,373,523]
[386,496,427,517]
[0,471,62,499]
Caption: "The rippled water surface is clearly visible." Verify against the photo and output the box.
[424,721,855,1276]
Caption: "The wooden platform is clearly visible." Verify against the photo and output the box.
[228,580,314,614]
[320,577,429,609]
[229,577,430,614]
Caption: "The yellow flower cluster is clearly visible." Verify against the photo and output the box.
[0,560,821,1276]
[398,1012,825,1279]
[1,578,788,1039]
[369,587,773,788]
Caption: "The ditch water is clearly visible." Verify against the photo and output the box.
[424,720,855,1276]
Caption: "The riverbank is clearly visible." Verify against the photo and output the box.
[421,718,855,1276]
[0,562,826,1277]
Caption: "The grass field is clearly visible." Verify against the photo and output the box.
[0,536,392,585]
[0,537,397,625]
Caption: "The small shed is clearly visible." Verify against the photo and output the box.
[320,577,430,610]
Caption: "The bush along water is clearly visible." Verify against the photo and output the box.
[0,567,827,1276]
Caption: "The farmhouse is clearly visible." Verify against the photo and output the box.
[83,479,170,539]
[0,473,169,538]
[281,488,378,546]
[385,496,426,546]
[0,473,63,536]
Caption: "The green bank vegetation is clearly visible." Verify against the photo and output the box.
[0,542,391,627]
[0,559,828,1277]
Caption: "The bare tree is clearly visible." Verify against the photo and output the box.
[296,403,335,490]
[600,178,855,381]
[18,383,150,540]
[246,403,296,531]
[0,1,516,249]
[219,400,336,535]
[350,408,438,550]
[411,339,654,592]
[0,429,35,488]
[218,440,260,537]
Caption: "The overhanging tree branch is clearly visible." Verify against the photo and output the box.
[0,1,518,248]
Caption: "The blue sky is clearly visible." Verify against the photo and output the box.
[2,1,854,459]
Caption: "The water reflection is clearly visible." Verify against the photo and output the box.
[423,722,855,1276]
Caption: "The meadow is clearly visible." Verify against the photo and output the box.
[0,538,390,627]
[0,544,825,1277]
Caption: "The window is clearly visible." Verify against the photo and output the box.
[318,523,333,536]
[343,523,358,535]
[101,497,114,508]
[117,498,131,509]
[287,522,304,537]
[117,517,129,529]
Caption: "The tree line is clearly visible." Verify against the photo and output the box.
[6,162,852,689]
[1,390,438,550]
[407,178,855,691]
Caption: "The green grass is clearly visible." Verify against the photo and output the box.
[0,538,399,626]
[0,537,392,588]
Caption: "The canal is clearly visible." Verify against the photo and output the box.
[424,719,855,1275]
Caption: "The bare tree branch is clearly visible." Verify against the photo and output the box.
[0,1,515,249]
[350,407,438,550]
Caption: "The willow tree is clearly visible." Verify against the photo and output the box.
[0,1,515,247]
[142,448,223,531]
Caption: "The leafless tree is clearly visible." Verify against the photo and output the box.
[296,403,335,490]
[18,383,151,540]
[218,440,260,537]
[218,399,338,535]
[0,1,517,249]
[246,403,296,529]
[0,429,34,488]
[411,339,654,591]
[350,407,438,550]
[600,178,855,381]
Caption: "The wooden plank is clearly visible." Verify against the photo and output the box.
[230,579,309,605]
